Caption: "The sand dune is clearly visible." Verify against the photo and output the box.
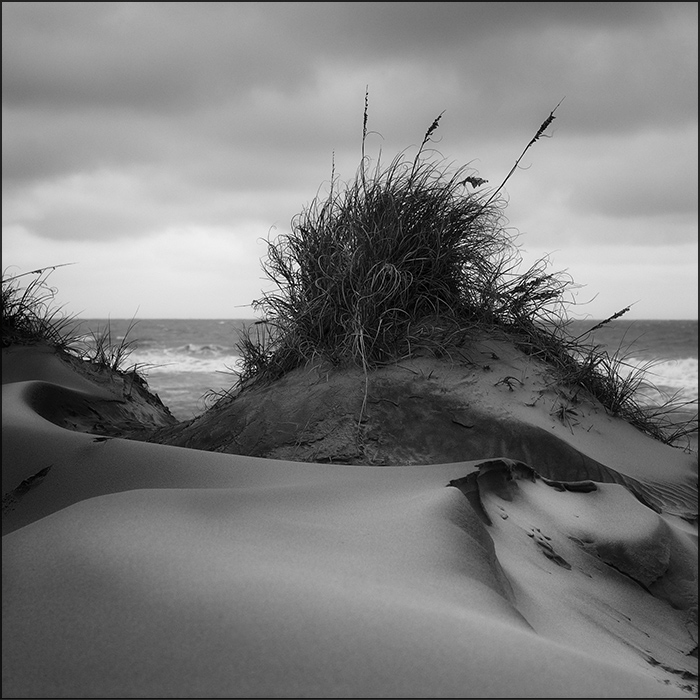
[2,341,697,698]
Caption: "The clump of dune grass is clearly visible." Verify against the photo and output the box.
[232,97,696,447]
[2,265,142,376]
[237,97,567,378]
[510,309,697,447]
[2,265,81,350]
[80,317,141,373]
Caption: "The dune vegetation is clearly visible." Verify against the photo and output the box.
[3,99,697,700]
[1,99,696,448]
[2,264,81,352]
[2,264,141,374]
[232,95,696,447]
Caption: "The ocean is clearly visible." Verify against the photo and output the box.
[74,318,698,433]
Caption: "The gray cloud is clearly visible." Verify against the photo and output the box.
[4,2,695,125]
[1,2,697,253]
[563,127,698,224]
[2,3,310,111]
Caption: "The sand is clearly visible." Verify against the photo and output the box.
[2,339,697,698]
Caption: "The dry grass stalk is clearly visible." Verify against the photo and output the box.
[230,101,695,447]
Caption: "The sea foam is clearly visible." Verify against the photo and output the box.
[625,356,698,403]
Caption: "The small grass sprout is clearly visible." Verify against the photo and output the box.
[80,316,140,373]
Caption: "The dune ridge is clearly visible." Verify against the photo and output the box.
[2,338,697,698]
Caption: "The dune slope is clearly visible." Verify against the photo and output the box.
[2,340,697,698]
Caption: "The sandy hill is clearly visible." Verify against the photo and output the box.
[2,336,697,698]
[146,333,697,519]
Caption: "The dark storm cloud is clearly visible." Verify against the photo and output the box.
[3,2,695,124]
[1,3,296,110]
[1,1,697,242]
[2,2,696,318]
[1,108,166,185]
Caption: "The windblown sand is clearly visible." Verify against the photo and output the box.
[2,339,697,698]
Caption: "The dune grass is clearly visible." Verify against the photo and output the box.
[1,265,140,375]
[2,265,82,351]
[237,101,547,380]
[234,98,696,448]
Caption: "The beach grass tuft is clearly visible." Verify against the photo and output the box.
[1,265,141,375]
[240,98,552,379]
[81,317,141,373]
[236,98,573,381]
[234,99,696,447]
[2,265,82,351]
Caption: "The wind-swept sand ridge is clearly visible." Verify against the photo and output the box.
[2,340,697,698]
[146,335,698,520]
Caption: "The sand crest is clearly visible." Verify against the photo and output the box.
[2,339,697,698]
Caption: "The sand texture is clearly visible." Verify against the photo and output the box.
[2,339,697,698]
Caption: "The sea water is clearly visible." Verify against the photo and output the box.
[75,318,698,433]
[76,318,250,420]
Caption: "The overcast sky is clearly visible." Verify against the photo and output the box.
[2,2,697,320]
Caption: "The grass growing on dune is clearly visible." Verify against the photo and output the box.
[1,265,141,375]
[2,265,82,350]
[234,96,696,448]
[239,99,564,379]
[508,310,697,445]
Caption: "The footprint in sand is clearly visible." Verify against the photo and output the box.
[527,527,572,570]
[2,465,53,515]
